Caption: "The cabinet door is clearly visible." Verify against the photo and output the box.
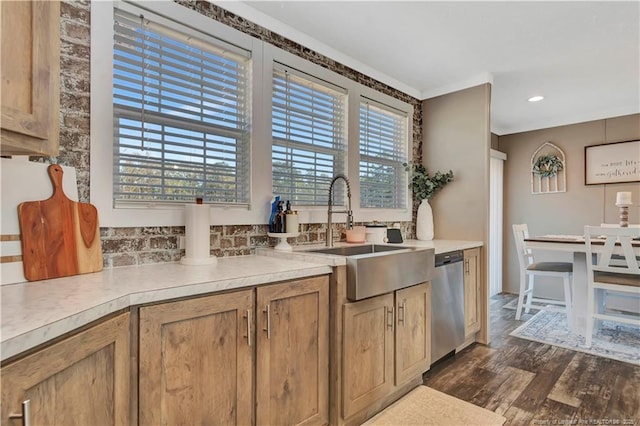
[1,312,130,426]
[256,276,329,426]
[342,292,394,419]
[464,248,482,337]
[139,290,254,426]
[1,1,60,156]
[395,282,431,386]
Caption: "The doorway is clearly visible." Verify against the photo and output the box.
[489,149,506,297]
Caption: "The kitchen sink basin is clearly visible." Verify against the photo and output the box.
[304,244,434,301]
[305,244,410,256]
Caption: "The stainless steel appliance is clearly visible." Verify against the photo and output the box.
[431,250,465,364]
[306,245,435,301]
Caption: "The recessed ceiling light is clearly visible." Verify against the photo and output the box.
[528,96,544,102]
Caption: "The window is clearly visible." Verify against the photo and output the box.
[271,65,347,206]
[359,99,408,209]
[113,9,251,205]
[94,1,412,226]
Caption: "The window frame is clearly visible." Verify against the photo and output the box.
[271,63,348,207]
[112,7,252,206]
[91,0,412,228]
[359,97,409,210]
[265,47,413,225]
[91,1,265,227]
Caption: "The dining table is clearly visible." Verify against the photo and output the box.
[524,234,640,337]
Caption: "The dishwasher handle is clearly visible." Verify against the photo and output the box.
[435,250,463,267]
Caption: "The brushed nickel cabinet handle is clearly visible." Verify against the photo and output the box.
[398,301,404,324]
[245,309,251,346]
[9,399,30,426]
[23,400,30,426]
[263,305,271,339]
[387,306,394,330]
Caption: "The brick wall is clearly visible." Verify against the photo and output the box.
[48,0,420,268]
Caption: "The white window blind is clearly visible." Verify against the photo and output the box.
[113,9,251,205]
[359,99,408,209]
[272,65,347,206]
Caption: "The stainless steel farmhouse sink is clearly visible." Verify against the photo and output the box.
[305,244,409,256]
[305,244,435,301]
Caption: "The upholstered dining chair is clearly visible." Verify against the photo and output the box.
[512,224,573,321]
[584,226,640,347]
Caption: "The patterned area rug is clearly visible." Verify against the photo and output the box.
[510,310,640,365]
[501,297,553,312]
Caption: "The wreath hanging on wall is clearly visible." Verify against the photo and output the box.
[532,154,564,178]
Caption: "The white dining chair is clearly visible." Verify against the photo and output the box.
[598,224,640,301]
[512,224,573,321]
[584,226,640,347]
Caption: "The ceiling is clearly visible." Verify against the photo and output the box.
[213,1,639,135]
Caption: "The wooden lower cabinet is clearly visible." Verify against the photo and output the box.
[139,290,254,426]
[394,282,431,387]
[464,248,482,337]
[138,275,329,426]
[342,293,395,419]
[256,276,329,426]
[1,274,329,426]
[1,312,130,426]
[342,282,431,420]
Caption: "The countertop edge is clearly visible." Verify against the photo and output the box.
[1,259,332,362]
[127,265,332,306]
[1,296,132,363]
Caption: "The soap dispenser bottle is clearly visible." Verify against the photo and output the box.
[275,201,285,232]
[269,195,280,232]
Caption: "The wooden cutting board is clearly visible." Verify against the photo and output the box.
[18,164,102,281]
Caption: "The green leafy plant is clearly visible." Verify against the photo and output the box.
[403,162,454,201]
[532,154,563,178]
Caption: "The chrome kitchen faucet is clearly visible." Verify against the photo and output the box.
[326,174,353,247]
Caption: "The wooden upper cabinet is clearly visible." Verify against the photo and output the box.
[464,247,482,337]
[395,282,431,387]
[256,276,329,426]
[1,0,60,156]
[138,290,254,426]
[1,312,130,426]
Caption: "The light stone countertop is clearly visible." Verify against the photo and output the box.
[1,239,481,362]
[0,255,332,362]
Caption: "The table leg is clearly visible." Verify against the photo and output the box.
[572,252,588,336]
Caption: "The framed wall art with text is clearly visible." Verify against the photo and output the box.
[584,140,640,185]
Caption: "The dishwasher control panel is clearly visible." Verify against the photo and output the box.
[435,250,464,267]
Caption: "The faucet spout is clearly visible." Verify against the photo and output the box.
[326,174,353,247]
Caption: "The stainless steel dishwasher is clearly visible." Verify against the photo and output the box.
[431,250,465,364]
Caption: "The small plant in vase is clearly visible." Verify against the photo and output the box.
[404,162,454,201]
[403,162,454,240]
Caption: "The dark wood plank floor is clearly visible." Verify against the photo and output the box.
[423,293,640,425]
